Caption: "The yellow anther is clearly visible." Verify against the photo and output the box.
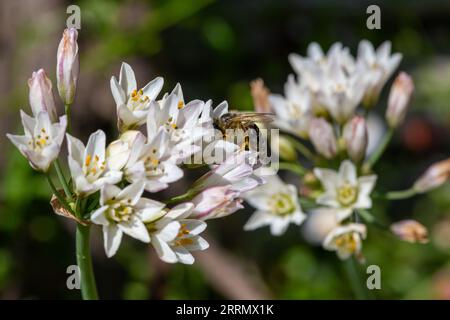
[94,155,99,162]
[177,101,184,109]
[85,154,92,166]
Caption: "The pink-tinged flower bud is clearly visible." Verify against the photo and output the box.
[250,78,271,113]
[343,116,368,163]
[413,158,450,193]
[190,186,243,220]
[57,28,79,105]
[385,72,414,128]
[390,220,429,243]
[308,118,337,159]
[28,69,57,122]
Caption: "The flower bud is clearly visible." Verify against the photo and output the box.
[191,186,243,220]
[385,72,414,128]
[390,220,429,243]
[413,158,450,193]
[250,78,271,113]
[302,208,340,245]
[277,136,297,162]
[343,116,368,163]
[57,28,79,105]
[308,118,337,159]
[28,69,57,122]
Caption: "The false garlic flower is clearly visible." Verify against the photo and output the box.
[302,207,348,245]
[7,111,67,172]
[413,158,450,193]
[67,130,122,196]
[243,174,306,236]
[385,72,414,128]
[308,117,337,159]
[90,182,166,257]
[269,74,312,138]
[146,90,206,159]
[111,62,163,131]
[56,28,79,105]
[190,185,243,220]
[343,115,368,163]
[147,203,209,265]
[192,151,263,194]
[28,69,58,122]
[323,223,367,260]
[357,40,402,107]
[105,130,141,171]
[390,220,429,244]
[318,58,367,123]
[313,160,377,213]
[124,129,183,192]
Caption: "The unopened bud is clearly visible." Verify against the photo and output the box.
[308,118,337,159]
[413,158,450,193]
[28,69,57,122]
[57,28,79,105]
[250,78,271,113]
[343,116,368,163]
[390,220,429,243]
[386,72,414,128]
[278,136,297,161]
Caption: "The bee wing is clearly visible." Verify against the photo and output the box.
[229,112,275,123]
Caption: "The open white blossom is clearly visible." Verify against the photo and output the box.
[357,40,402,106]
[90,182,166,257]
[7,111,66,172]
[148,202,209,265]
[111,62,163,131]
[269,74,312,138]
[322,223,367,260]
[314,160,377,213]
[243,174,306,236]
[147,89,206,159]
[67,130,122,196]
[124,129,183,192]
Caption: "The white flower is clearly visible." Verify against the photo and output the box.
[314,160,377,211]
[302,207,347,245]
[193,151,263,194]
[191,185,243,220]
[322,223,367,260]
[269,75,312,138]
[90,181,166,257]
[357,40,402,107]
[124,129,183,192]
[318,57,367,123]
[413,158,450,193]
[28,69,58,122]
[7,111,67,172]
[56,28,79,105]
[148,203,209,265]
[105,130,141,171]
[146,88,206,159]
[111,62,163,131]
[67,130,122,196]
[243,174,306,236]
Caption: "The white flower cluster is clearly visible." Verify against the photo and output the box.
[246,40,442,261]
[7,28,264,265]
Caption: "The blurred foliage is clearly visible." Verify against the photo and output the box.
[1,0,450,299]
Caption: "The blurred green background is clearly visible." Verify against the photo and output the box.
[1,0,450,299]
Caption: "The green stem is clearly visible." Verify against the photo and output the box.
[165,191,194,205]
[343,258,368,300]
[76,224,99,300]
[385,188,417,200]
[54,161,72,201]
[65,104,71,134]
[365,128,394,169]
[283,135,314,161]
[278,162,306,176]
